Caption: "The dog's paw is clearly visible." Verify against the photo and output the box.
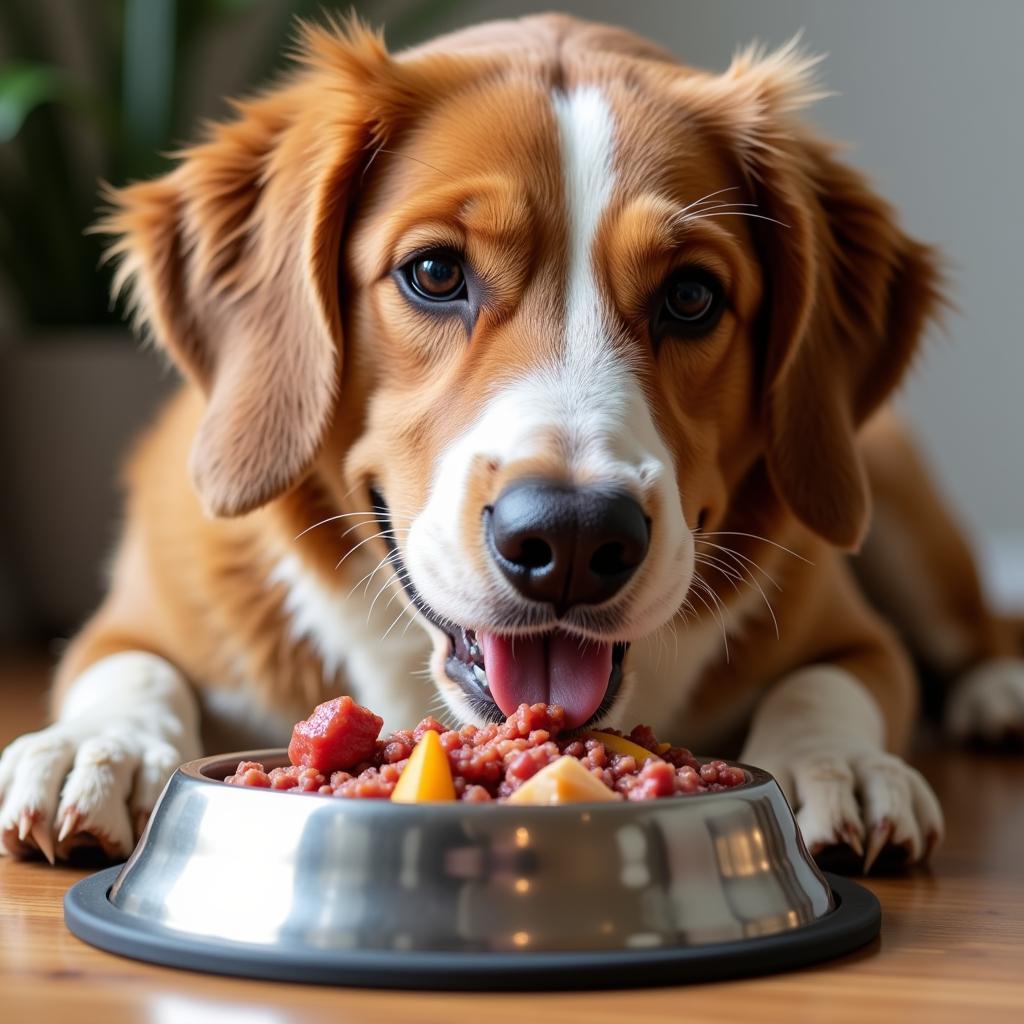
[1,652,200,863]
[946,658,1024,746]
[761,746,944,874]
[0,721,185,863]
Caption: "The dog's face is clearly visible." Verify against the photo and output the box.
[340,74,767,727]
[105,17,938,727]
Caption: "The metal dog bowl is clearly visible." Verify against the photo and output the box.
[65,750,879,988]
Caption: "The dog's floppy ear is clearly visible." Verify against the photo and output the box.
[683,41,943,549]
[100,21,408,517]
[758,141,941,549]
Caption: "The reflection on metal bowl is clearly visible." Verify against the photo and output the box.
[63,750,880,988]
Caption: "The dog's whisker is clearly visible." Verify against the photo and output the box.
[669,201,759,225]
[400,609,423,639]
[364,566,412,611]
[424,693,458,729]
[694,553,744,589]
[360,139,385,184]
[690,569,727,611]
[382,583,408,614]
[334,533,390,572]
[696,539,782,638]
[379,607,409,643]
[676,597,698,641]
[748,572,781,640]
[688,199,758,211]
[294,510,380,541]
[381,600,419,643]
[700,530,813,565]
[367,573,400,623]
[697,539,782,590]
[689,572,730,663]
[351,526,412,542]
[694,557,744,590]
[675,185,742,217]
[354,550,399,597]
[682,211,791,229]
[645,618,673,672]
[375,146,447,178]
[339,518,410,543]
[699,551,758,594]
[342,554,402,610]
[334,529,407,571]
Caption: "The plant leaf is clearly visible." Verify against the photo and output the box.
[0,62,68,144]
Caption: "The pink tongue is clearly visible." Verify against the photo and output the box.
[479,631,613,729]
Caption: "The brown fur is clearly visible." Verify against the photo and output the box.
[858,410,1019,676]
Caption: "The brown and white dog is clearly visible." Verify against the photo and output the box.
[2,14,1021,866]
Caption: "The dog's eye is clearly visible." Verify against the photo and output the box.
[404,251,466,302]
[667,279,715,322]
[658,268,724,337]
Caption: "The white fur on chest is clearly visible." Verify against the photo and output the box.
[269,551,433,732]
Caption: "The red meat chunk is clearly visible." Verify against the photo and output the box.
[287,696,383,774]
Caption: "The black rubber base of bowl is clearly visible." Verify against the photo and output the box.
[65,867,878,990]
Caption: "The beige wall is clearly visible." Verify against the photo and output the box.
[415,0,1024,551]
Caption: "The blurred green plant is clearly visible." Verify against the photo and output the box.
[0,0,463,330]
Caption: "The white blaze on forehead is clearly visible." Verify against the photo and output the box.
[552,86,616,366]
[544,85,635,455]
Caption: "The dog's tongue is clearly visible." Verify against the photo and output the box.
[479,631,612,729]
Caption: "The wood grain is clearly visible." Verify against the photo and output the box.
[2,653,1022,1023]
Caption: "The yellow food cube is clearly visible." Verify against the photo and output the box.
[506,756,619,805]
[390,729,456,802]
[583,730,663,764]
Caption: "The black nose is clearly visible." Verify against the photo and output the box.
[485,480,650,613]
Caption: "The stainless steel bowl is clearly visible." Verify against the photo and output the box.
[64,750,880,988]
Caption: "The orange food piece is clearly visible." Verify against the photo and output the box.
[390,729,456,802]
[584,730,664,765]
[506,756,619,805]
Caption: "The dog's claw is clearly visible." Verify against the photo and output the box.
[840,822,864,858]
[57,808,80,844]
[17,810,34,843]
[863,817,894,874]
[30,822,55,865]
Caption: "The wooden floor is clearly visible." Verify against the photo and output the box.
[2,652,1022,1023]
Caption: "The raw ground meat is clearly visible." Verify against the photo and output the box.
[225,701,747,802]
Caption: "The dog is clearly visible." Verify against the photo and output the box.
[2,14,1021,866]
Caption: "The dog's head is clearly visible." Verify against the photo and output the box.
[104,15,939,728]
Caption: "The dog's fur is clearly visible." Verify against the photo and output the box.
[3,14,1022,866]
